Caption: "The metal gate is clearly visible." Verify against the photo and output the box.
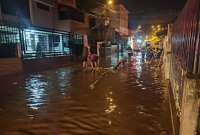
[171,0,200,75]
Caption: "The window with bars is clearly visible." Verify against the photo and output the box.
[23,29,70,58]
[0,23,83,59]
[0,25,20,44]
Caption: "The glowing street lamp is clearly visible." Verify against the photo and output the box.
[157,25,161,28]
[107,0,113,6]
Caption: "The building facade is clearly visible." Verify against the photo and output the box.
[0,0,88,59]
[111,4,128,37]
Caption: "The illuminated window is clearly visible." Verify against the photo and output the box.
[0,24,82,59]
[0,25,20,44]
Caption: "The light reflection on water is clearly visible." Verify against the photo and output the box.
[135,53,142,78]
[24,68,73,110]
[105,91,117,114]
[111,52,127,66]
[0,54,172,135]
[25,74,48,110]
[57,69,72,95]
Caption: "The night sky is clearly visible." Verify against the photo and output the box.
[77,0,187,29]
[77,0,187,13]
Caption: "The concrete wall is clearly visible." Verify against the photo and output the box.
[55,8,88,34]
[30,0,54,28]
[179,78,200,135]
[162,35,171,80]
[163,26,200,135]
[56,20,87,34]
[118,4,128,36]
[55,20,71,32]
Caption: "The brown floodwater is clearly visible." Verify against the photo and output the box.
[0,53,172,135]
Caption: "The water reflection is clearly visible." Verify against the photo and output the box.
[57,69,72,95]
[135,53,142,78]
[105,91,117,114]
[0,54,172,135]
[25,74,48,110]
[111,52,127,67]
[111,54,119,66]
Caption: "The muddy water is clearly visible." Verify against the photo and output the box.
[0,53,172,135]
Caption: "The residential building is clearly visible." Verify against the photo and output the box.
[111,4,129,37]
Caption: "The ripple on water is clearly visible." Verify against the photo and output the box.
[25,74,48,110]
[1,55,171,135]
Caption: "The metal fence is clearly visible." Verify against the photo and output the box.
[171,0,200,75]
[0,22,84,59]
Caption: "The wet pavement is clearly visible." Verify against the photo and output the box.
[0,53,172,135]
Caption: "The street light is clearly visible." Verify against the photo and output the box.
[107,0,113,6]
[157,25,161,28]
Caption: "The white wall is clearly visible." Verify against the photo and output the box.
[55,20,71,32]
[56,19,88,34]
[30,0,54,28]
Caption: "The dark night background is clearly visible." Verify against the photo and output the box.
[77,0,187,12]
[77,0,187,29]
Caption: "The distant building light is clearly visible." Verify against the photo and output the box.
[136,39,142,44]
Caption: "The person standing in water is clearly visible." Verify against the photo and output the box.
[82,34,90,69]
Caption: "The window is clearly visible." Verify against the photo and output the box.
[0,24,73,59]
[23,29,71,58]
[52,34,62,52]
[0,25,20,44]
[37,3,50,11]
[0,25,21,58]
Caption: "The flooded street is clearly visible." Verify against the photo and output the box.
[0,53,172,135]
